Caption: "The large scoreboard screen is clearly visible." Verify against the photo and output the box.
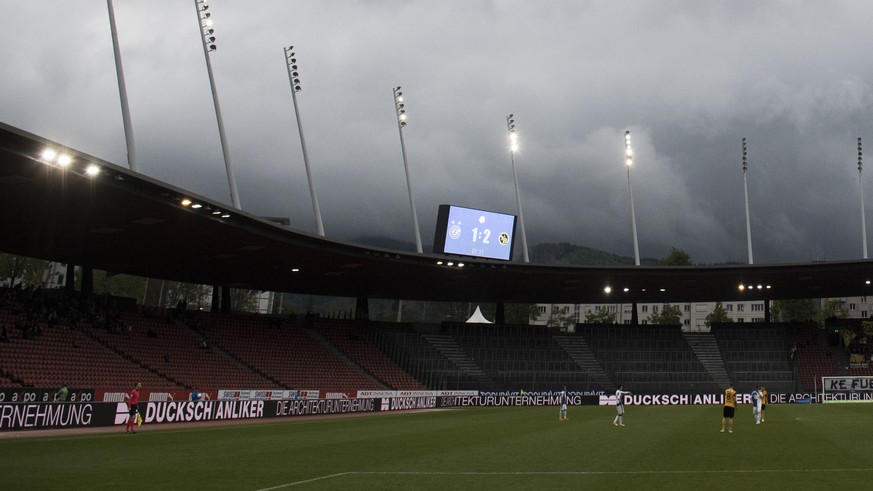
[432,204,517,261]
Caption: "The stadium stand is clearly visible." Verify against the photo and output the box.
[366,323,486,390]
[711,323,795,393]
[4,286,857,395]
[578,325,719,394]
[194,311,386,391]
[443,323,593,391]
[81,311,276,391]
[791,323,837,390]
[313,319,427,390]
[0,319,175,390]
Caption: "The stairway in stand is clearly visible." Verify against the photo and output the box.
[683,332,731,388]
[422,334,494,388]
[553,335,614,392]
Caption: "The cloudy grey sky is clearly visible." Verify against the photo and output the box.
[2,1,873,264]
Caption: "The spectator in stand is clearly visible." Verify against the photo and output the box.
[54,383,69,402]
[191,390,210,402]
[124,382,142,434]
[0,324,9,342]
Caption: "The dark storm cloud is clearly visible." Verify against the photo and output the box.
[2,1,873,264]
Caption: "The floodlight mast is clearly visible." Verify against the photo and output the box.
[742,138,754,264]
[625,130,640,266]
[194,0,241,210]
[106,0,137,172]
[284,46,324,236]
[860,137,868,259]
[394,86,422,253]
[507,115,529,263]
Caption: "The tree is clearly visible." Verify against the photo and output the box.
[0,253,49,287]
[584,306,617,324]
[229,288,259,313]
[546,306,577,330]
[648,304,683,325]
[502,303,540,325]
[816,299,848,326]
[771,299,816,322]
[92,271,147,300]
[661,247,692,266]
[166,281,211,310]
[705,301,732,327]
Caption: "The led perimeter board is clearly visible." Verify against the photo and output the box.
[433,204,517,261]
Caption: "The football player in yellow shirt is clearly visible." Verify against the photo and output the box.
[721,385,736,433]
[760,386,768,423]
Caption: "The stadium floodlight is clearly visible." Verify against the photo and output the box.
[742,138,754,264]
[85,164,101,177]
[56,154,72,167]
[859,137,868,259]
[284,45,324,236]
[624,132,632,166]
[393,85,423,253]
[625,130,640,266]
[193,0,240,209]
[507,114,529,263]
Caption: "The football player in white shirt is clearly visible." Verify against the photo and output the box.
[613,385,631,427]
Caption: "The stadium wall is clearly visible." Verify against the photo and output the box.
[0,390,836,432]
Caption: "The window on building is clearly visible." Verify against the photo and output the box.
[642,305,649,313]
[862,311,868,318]
[726,304,733,312]
[751,304,763,312]
[684,304,690,312]
[849,303,857,311]
[538,306,546,314]
[684,319,690,325]
[737,318,745,323]
[737,304,745,312]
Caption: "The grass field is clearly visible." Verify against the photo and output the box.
[1,403,872,489]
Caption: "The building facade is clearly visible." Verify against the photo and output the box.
[534,296,872,332]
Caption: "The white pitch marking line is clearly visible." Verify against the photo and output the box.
[257,467,873,489]
[255,472,354,490]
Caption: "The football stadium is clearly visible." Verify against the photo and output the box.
[3,2,873,490]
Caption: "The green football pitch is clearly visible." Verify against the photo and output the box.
[1,403,871,489]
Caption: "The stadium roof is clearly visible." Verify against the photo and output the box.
[2,121,873,305]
